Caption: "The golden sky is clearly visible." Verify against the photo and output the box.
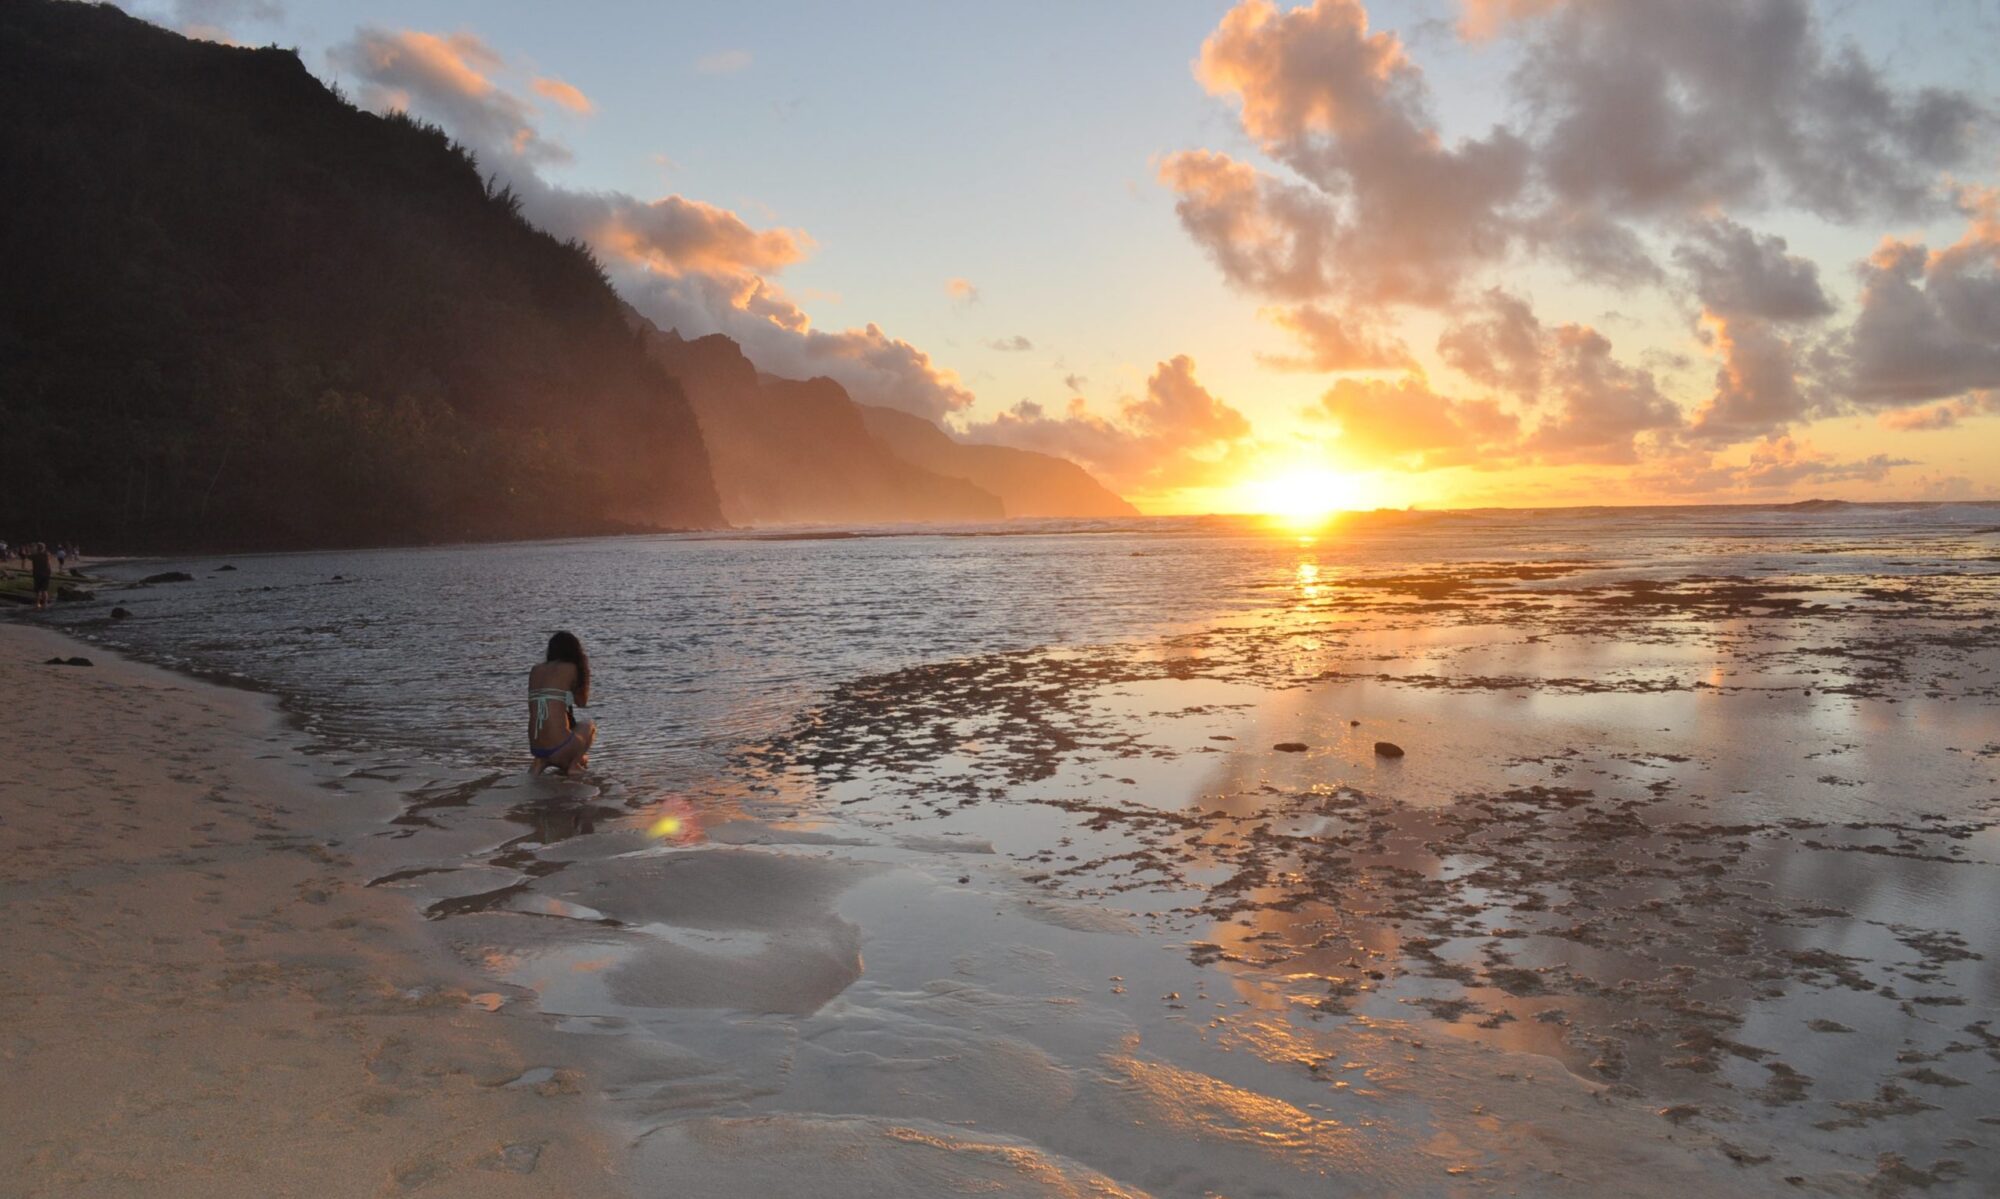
[162,0,2000,512]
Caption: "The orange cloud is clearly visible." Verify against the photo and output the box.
[332,28,567,164]
[531,76,593,115]
[1315,376,1518,469]
[945,277,980,303]
[1878,394,1999,431]
[1260,305,1415,372]
[1456,0,1567,41]
[591,195,809,279]
[963,356,1252,489]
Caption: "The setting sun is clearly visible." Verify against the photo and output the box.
[1244,467,1368,526]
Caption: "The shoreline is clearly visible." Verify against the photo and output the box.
[0,621,627,1197]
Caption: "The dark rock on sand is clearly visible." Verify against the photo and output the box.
[110,607,131,619]
[1273,742,1309,753]
[214,564,237,571]
[44,656,93,667]
[1374,741,1405,758]
[141,571,195,584]
[56,586,94,601]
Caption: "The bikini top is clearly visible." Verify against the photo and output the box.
[528,687,575,736]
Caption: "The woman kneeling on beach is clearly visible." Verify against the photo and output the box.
[528,631,596,775]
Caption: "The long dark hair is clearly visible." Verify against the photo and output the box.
[546,630,590,707]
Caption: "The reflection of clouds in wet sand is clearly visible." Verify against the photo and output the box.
[284,527,1997,1196]
[741,547,1997,1190]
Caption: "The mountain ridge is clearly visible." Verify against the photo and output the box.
[636,320,1136,526]
[0,0,721,550]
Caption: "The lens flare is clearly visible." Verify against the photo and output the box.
[646,797,700,844]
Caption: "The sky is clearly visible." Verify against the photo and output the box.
[140,0,2000,513]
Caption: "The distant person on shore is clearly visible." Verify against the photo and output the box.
[528,631,596,775]
[30,544,53,608]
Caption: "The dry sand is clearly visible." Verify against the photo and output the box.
[0,623,623,1198]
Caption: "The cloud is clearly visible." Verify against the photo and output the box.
[1687,313,1816,442]
[1877,392,1999,431]
[1177,0,1528,308]
[530,76,593,115]
[330,28,569,165]
[985,336,1033,353]
[1510,0,1984,224]
[1839,187,2000,408]
[577,194,809,278]
[329,26,975,419]
[1157,0,1991,489]
[696,49,752,75]
[1314,376,1518,469]
[1062,373,1089,392]
[1666,220,1835,444]
[963,356,1252,488]
[1166,0,1985,319]
[1260,305,1416,372]
[1457,0,1563,41]
[1437,289,1544,397]
[1674,218,1833,322]
[945,277,980,304]
[1647,435,1913,494]
[1432,292,1683,460]
[1157,150,1339,301]
[1522,324,1682,463]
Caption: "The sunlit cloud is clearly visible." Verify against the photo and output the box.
[964,356,1252,491]
[329,25,974,419]
[1837,187,2000,408]
[331,28,569,165]
[1878,393,1999,432]
[1437,290,1545,399]
[1159,0,1994,503]
[1259,305,1415,373]
[1456,0,1564,41]
[531,75,593,115]
[1313,376,1518,470]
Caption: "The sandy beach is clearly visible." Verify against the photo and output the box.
[0,623,623,1198]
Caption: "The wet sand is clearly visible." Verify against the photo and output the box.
[712,546,1999,1194]
[0,624,623,1197]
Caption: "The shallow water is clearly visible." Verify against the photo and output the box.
[46,503,2000,1195]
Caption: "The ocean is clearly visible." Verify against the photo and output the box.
[41,502,2000,1195]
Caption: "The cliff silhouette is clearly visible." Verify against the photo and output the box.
[642,329,1002,525]
[0,1,1135,548]
[641,324,1136,525]
[0,1,721,549]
